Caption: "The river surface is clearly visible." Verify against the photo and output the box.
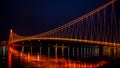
[1,42,120,68]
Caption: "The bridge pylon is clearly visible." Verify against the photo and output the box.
[8,29,13,43]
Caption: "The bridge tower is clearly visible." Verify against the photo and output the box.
[9,29,13,43]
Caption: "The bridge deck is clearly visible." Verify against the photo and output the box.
[9,38,120,46]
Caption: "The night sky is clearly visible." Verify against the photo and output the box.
[0,0,120,40]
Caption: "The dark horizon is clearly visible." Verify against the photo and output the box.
[0,0,120,40]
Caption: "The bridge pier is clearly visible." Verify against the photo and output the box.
[77,47,79,59]
[55,44,58,58]
[68,47,69,57]
[48,47,50,57]
[20,46,24,57]
[61,44,65,57]
[40,47,41,55]
[21,46,24,52]
[80,45,83,58]
[30,46,32,55]
[73,47,75,57]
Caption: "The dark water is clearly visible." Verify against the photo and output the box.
[1,42,120,68]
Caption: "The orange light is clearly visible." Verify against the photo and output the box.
[9,47,108,68]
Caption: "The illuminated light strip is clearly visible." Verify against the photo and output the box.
[9,38,120,46]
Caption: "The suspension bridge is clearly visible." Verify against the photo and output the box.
[8,0,120,46]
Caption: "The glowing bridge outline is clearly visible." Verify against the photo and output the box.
[8,0,120,46]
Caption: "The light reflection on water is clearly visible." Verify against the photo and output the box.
[1,43,120,68]
[9,47,107,68]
